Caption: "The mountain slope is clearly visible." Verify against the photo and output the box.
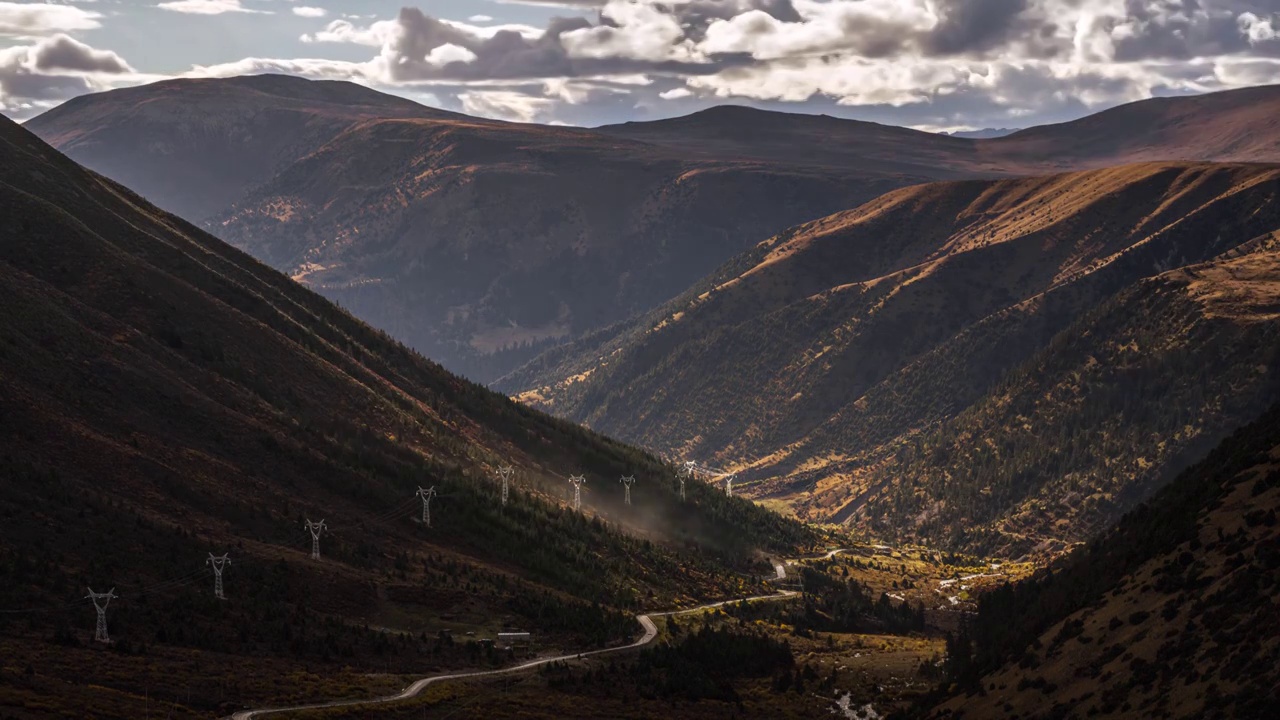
[27,82,1280,385]
[507,163,1280,555]
[25,74,453,222]
[0,115,814,717]
[929,401,1280,719]
[28,76,979,382]
[992,83,1280,168]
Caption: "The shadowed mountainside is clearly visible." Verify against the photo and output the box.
[0,114,815,717]
[927,401,1280,718]
[507,163,1280,556]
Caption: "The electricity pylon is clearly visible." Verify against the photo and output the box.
[416,486,437,527]
[620,475,636,506]
[677,462,694,501]
[568,475,586,511]
[85,587,117,643]
[305,519,327,560]
[725,474,735,497]
[498,466,514,506]
[206,553,231,600]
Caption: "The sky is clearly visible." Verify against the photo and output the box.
[1,0,1278,129]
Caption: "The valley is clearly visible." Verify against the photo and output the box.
[4,66,1280,720]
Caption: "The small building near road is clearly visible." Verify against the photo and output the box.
[497,631,532,652]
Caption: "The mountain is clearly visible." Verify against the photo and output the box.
[27,76,989,383]
[506,162,1280,556]
[928,401,1280,719]
[25,74,451,222]
[993,84,1280,169]
[27,80,1280,384]
[0,114,815,717]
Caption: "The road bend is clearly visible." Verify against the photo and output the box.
[228,569,797,720]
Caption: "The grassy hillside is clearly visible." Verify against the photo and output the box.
[0,115,816,718]
[508,164,1280,555]
[927,401,1280,718]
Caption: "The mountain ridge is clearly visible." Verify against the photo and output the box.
[506,161,1280,555]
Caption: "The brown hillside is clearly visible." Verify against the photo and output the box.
[508,163,1280,555]
[929,402,1280,719]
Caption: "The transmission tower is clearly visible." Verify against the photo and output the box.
[568,475,586,511]
[206,553,231,600]
[497,466,514,506]
[725,474,736,498]
[678,462,695,501]
[85,587,117,643]
[619,475,636,506]
[416,486,437,527]
[305,518,327,560]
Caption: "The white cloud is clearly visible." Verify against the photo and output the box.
[292,6,327,19]
[1238,12,1277,44]
[559,0,704,63]
[468,15,494,23]
[659,86,692,99]
[302,18,395,46]
[425,43,477,67]
[157,0,270,16]
[459,89,554,122]
[0,2,102,37]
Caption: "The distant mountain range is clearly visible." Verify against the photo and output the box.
[27,76,988,382]
[507,162,1280,556]
[29,79,1280,383]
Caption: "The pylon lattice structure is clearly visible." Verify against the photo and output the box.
[416,486,437,527]
[305,519,327,560]
[85,587,118,643]
[678,461,696,501]
[568,475,586,511]
[619,475,636,506]
[206,553,231,600]
[498,466,514,506]
[680,460,737,498]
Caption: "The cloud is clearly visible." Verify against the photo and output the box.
[157,0,270,15]
[0,2,102,37]
[292,6,327,18]
[31,34,133,74]
[8,0,1280,131]
[0,35,138,118]
[253,0,1280,128]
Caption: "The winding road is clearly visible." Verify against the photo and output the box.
[228,565,797,719]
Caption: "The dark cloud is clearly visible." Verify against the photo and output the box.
[32,35,133,74]
[923,0,1033,55]
[0,35,134,119]
[1110,0,1263,61]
